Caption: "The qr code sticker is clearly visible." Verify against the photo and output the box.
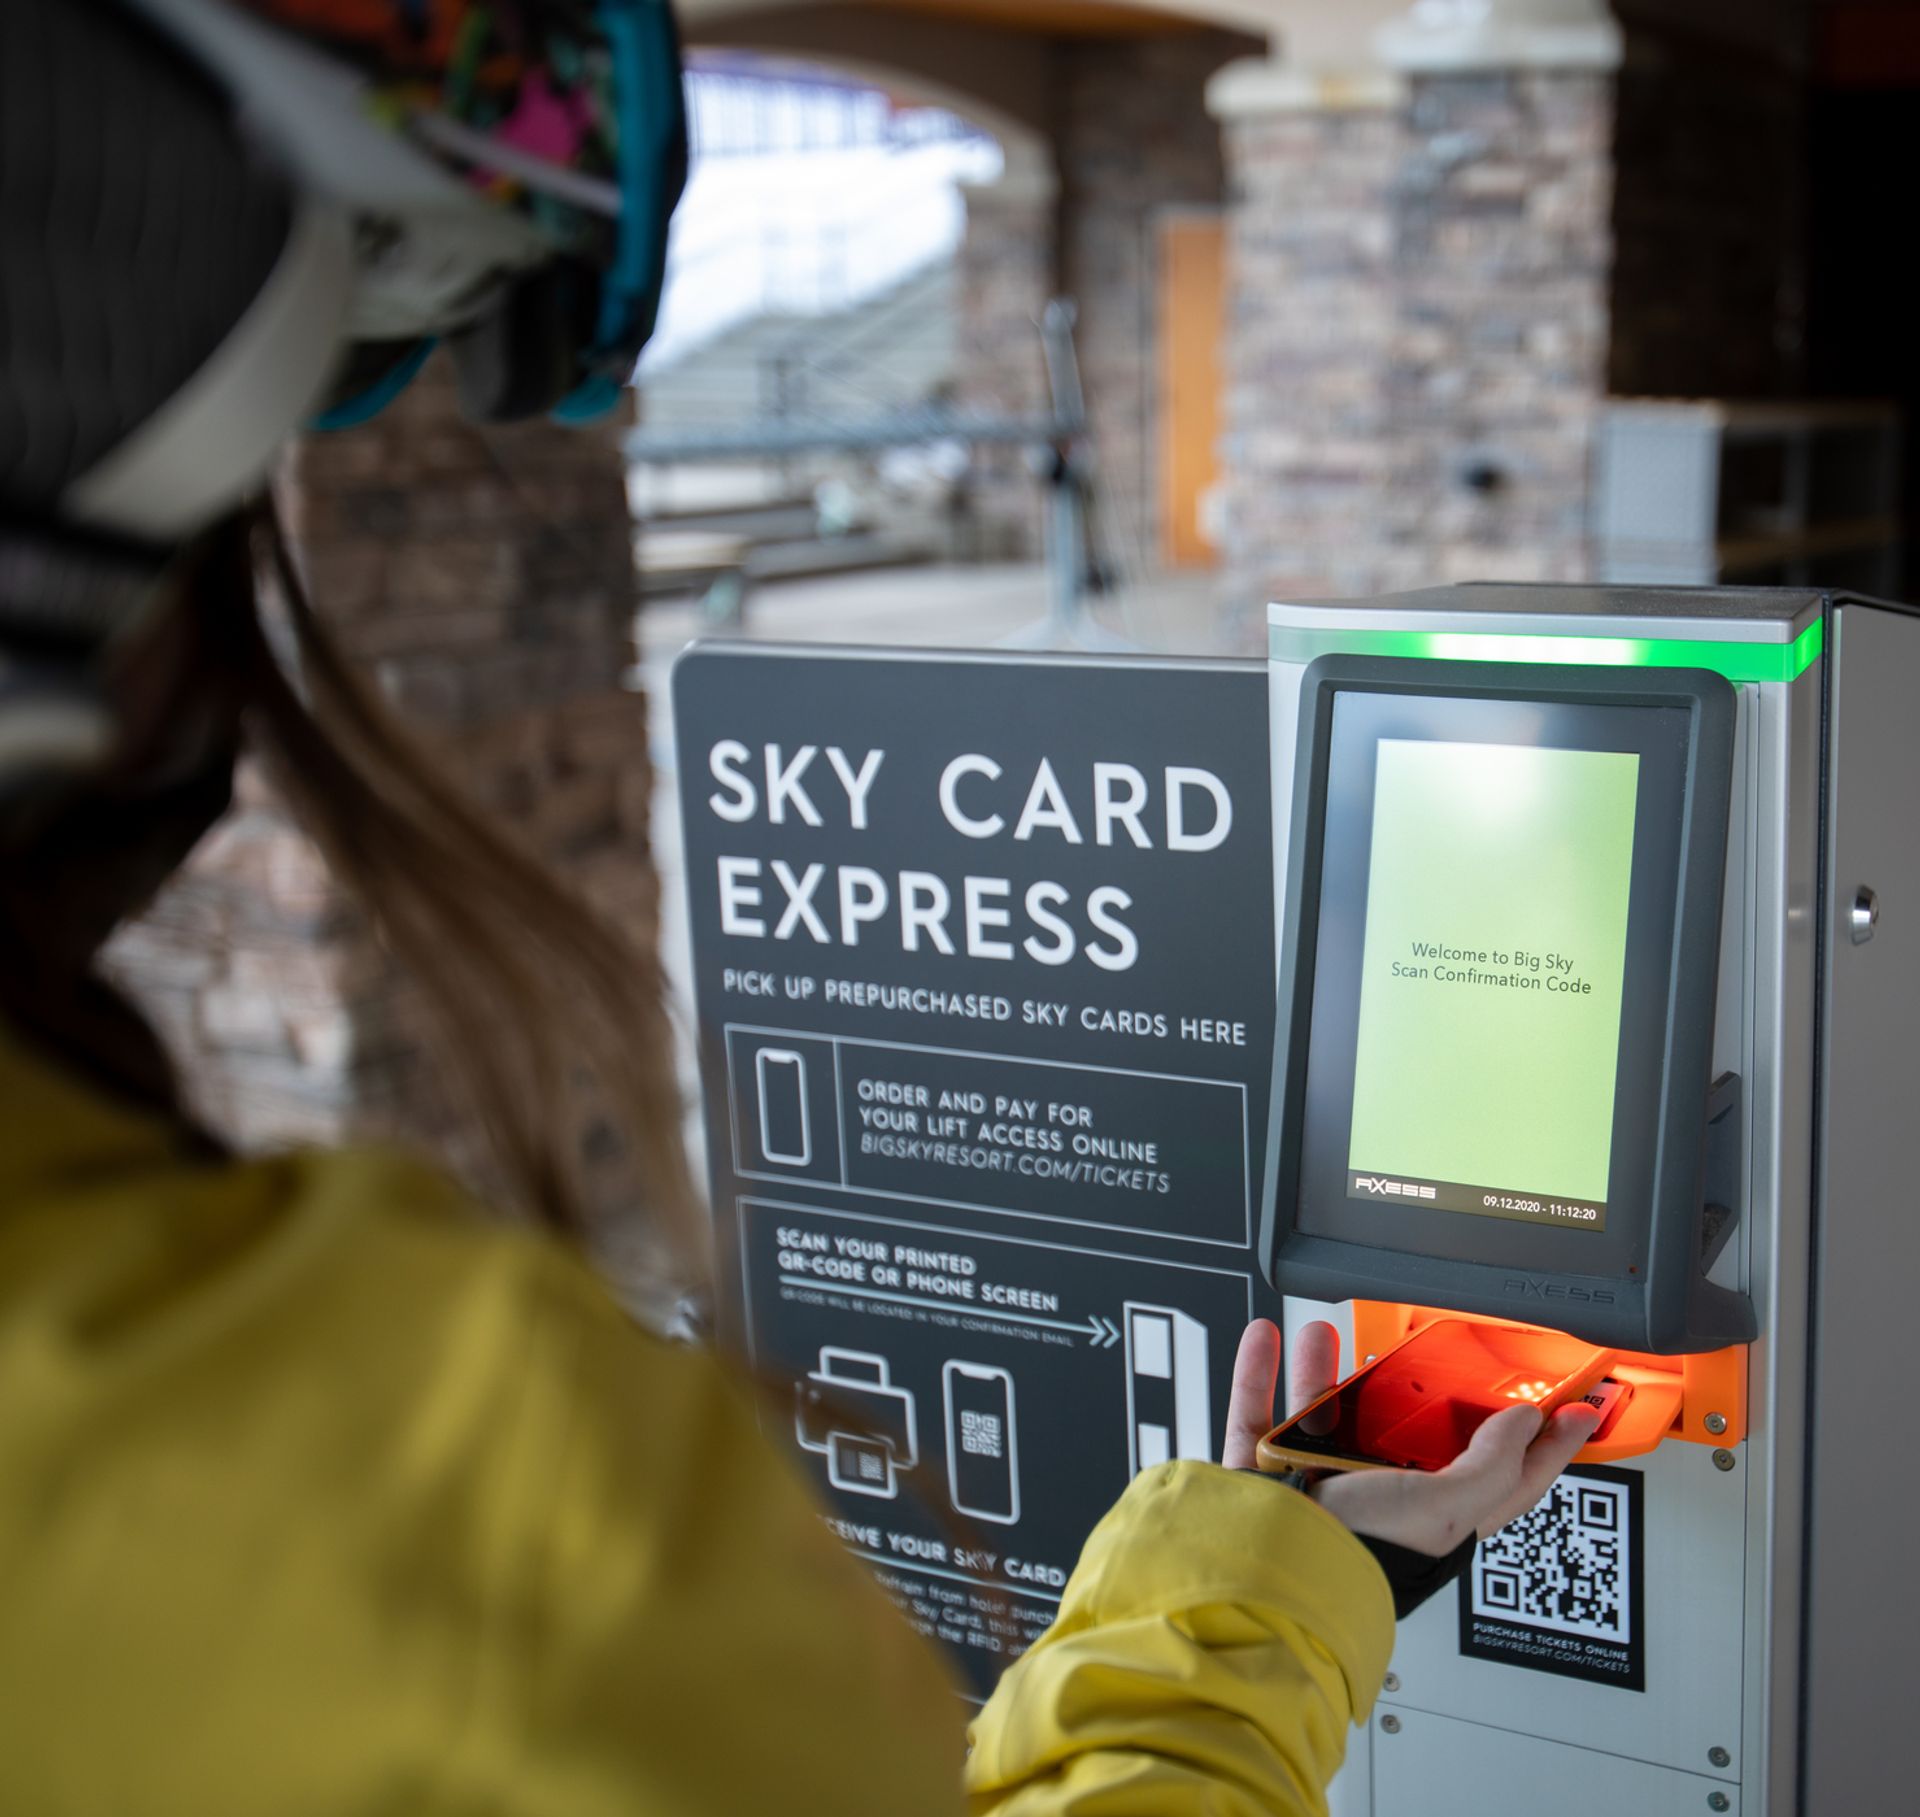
[961,1410,1004,1459]
[1472,1475,1631,1644]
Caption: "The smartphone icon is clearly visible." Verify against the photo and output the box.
[755,1048,811,1166]
[944,1361,1019,1525]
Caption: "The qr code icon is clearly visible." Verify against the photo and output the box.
[1472,1475,1631,1643]
[961,1410,1004,1459]
[855,1450,886,1484]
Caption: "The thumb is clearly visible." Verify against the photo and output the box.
[1432,1403,1543,1526]
[1460,1402,1547,1469]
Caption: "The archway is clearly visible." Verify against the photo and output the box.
[667,1,1269,574]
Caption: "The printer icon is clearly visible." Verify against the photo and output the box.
[794,1348,920,1500]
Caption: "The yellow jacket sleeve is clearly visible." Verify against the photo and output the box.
[965,1462,1395,1816]
[0,1008,970,1817]
[2,1017,1382,1817]
[461,1239,972,1817]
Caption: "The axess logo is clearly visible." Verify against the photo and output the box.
[1502,1278,1616,1307]
[1353,1176,1437,1201]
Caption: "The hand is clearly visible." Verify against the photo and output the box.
[1222,1318,1601,1557]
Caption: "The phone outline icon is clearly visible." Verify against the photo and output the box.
[943,1360,1019,1525]
[755,1048,812,1167]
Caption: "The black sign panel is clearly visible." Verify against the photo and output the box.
[675,647,1275,1696]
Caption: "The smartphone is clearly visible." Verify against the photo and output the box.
[944,1361,1019,1524]
[1256,1319,1616,1476]
[755,1048,811,1166]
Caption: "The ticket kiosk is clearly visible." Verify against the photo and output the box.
[1264,586,1919,1817]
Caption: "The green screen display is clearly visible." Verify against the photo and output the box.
[1346,740,1640,1231]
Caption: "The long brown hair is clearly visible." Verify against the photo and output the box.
[226,500,705,1286]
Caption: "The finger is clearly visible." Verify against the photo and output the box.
[1310,1401,1601,1560]
[1221,1319,1282,1471]
[1426,1403,1543,1541]
[1495,1402,1602,1532]
[1288,1320,1342,1434]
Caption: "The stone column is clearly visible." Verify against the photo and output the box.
[1210,1,1622,634]
[1378,0,1621,586]
[110,358,667,1238]
[955,143,1057,561]
[1055,28,1245,577]
[1209,57,1408,636]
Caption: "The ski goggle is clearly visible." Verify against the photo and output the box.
[140,0,688,431]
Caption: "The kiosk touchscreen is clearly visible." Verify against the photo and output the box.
[1261,656,1752,1354]
[1259,587,1920,1816]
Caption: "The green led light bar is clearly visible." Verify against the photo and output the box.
[1270,618,1825,684]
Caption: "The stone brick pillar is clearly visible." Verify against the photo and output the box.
[109,358,666,1235]
[1055,28,1246,575]
[1210,60,1407,632]
[956,145,1056,561]
[1210,0,1623,638]
[1385,66,1615,586]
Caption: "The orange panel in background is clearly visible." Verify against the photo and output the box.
[1158,211,1225,570]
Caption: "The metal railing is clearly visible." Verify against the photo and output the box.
[684,63,996,161]
[645,142,990,374]
[629,301,1126,652]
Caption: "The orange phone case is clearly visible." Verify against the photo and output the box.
[1256,1318,1617,1476]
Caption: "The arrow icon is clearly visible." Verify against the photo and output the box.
[781,1275,1124,1350]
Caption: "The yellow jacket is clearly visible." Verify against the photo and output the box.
[0,1021,1393,1814]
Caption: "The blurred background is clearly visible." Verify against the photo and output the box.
[109,0,1920,1252]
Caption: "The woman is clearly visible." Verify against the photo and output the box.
[0,3,1599,1811]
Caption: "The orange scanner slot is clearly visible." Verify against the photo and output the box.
[1349,1301,1748,1465]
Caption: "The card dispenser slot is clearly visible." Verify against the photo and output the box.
[1578,1368,1684,1463]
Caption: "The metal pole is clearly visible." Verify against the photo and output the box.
[1001,300,1133,653]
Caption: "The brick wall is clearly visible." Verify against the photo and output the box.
[1056,29,1246,574]
[952,29,1249,570]
[109,358,666,1236]
[1389,73,1614,586]
[1218,103,1402,618]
